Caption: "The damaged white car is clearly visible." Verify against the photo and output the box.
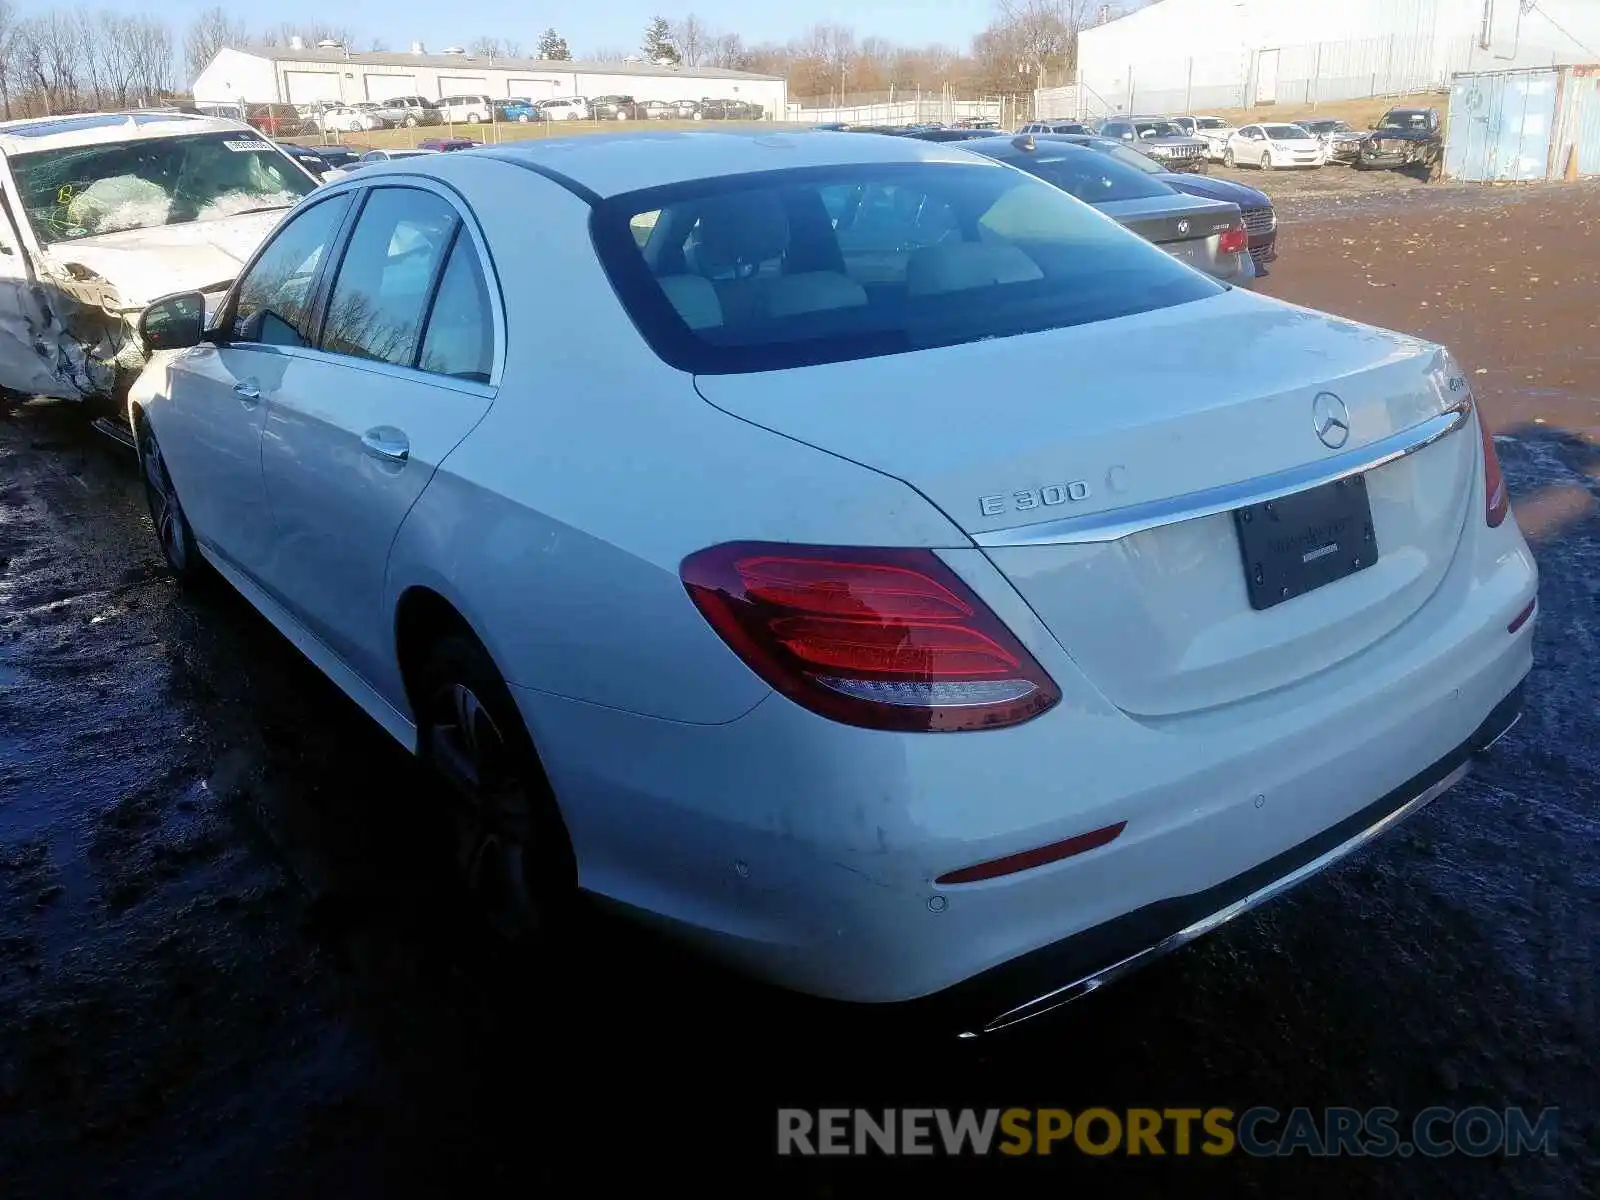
[0,111,317,420]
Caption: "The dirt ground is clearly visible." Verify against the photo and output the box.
[1,180,1597,1199]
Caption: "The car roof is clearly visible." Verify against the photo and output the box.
[0,110,253,154]
[474,130,1003,199]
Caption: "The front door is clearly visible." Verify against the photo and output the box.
[0,165,75,398]
[154,191,354,570]
[257,184,498,683]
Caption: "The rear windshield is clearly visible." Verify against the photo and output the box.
[999,146,1174,202]
[592,162,1221,374]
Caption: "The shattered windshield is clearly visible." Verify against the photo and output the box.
[8,131,317,246]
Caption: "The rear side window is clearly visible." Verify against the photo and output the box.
[321,188,458,368]
[592,161,1219,375]
[418,236,494,382]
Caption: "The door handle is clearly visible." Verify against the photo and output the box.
[233,379,261,405]
[360,427,409,463]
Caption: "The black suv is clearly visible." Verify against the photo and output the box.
[591,95,641,120]
[1359,107,1443,177]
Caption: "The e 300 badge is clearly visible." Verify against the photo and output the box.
[979,481,1091,518]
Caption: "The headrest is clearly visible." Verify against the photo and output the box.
[905,242,1044,295]
[693,190,789,275]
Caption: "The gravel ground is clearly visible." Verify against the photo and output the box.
[1,178,1596,1199]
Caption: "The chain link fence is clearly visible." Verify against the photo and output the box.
[786,90,1012,127]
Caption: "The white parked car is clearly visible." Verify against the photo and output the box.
[1224,123,1327,169]
[1170,114,1236,160]
[538,96,590,120]
[316,105,385,133]
[127,134,1536,1035]
[436,94,496,123]
[0,110,318,416]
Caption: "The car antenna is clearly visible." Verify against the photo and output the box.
[1012,133,1036,153]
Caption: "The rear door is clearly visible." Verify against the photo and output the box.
[255,183,499,681]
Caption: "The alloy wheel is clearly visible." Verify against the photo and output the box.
[139,422,188,572]
[426,680,542,940]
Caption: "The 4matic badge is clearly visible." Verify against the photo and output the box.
[979,480,1091,518]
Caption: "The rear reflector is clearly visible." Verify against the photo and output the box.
[935,822,1127,885]
[1219,226,1248,255]
[1507,597,1536,634]
[1480,413,1510,527]
[681,543,1060,732]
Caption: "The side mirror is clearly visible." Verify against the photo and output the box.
[138,291,206,352]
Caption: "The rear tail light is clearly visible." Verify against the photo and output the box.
[1479,412,1510,527]
[680,543,1060,732]
[1219,226,1248,255]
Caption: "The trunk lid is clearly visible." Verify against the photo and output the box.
[693,289,1477,716]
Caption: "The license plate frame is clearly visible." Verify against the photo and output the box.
[1233,475,1378,611]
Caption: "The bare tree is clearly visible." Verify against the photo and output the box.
[369,37,389,52]
[184,6,246,82]
[671,14,708,67]
[0,0,17,118]
[13,11,82,114]
[260,22,355,50]
[469,36,522,59]
[126,15,172,103]
[583,46,630,62]
[707,31,745,70]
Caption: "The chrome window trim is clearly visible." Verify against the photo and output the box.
[974,397,1473,548]
[211,342,495,400]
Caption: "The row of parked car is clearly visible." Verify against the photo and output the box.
[1012,107,1445,178]
[292,93,766,133]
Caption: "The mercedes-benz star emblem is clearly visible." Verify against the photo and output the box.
[1176,218,1190,235]
[1312,392,1351,449]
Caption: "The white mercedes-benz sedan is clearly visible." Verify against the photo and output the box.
[126,132,1537,1036]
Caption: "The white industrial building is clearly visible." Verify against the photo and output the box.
[192,42,787,115]
[1076,0,1600,116]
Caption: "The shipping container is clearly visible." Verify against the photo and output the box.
[1446,64,1600,181]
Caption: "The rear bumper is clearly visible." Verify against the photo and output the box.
[929,679,1524,1038]
[519,498,1537,1010]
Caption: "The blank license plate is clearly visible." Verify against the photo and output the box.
[1233,476,1378,611]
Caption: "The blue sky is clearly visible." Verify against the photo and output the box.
[36,0,1002,59]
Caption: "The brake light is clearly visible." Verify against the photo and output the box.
[1219,226,1248,255]
[1480,413,1509,527]
[680,543,1060,732]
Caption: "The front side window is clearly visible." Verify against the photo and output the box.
[593,161,1220,375]
[320,188,458,368]
[231,193,353,346]
[9,131,317,246]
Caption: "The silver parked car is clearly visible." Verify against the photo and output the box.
[1094,117,1210,172]
[963,135,1255,286]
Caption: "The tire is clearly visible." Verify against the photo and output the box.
[404,114,418,128]
[1259,152,1273,170]
[692,110,703,120]
[468,111,483,123]
[415,631,578,947]
[135,412,209,586]
[1223,147,1235,168]
[615,111,629,121]
[517,114,530,123]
